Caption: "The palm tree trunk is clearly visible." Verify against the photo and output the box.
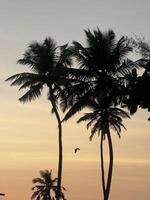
[100,133,106,199]
[49,88,63,200]
[105,131,113,200]
[48,192,52,200]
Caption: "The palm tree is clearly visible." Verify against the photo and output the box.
[6,37,73,200]
[62,28,135,200]
[136,38,150,118]
[76,98,130,200]
[124,38,150,119]
[31,170,66,200]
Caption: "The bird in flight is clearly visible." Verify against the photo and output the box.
[74,148,80,153]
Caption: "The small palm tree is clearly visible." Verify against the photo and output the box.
[31,170,66,200]
[6,37,72,200]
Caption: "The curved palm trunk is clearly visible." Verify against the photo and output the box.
[49,88,63,200]
[105,130,113,200]
[100,133,106,198]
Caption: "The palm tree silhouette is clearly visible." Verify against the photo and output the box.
[124,38,150,119]
[136,38,150,118]
[6,37,72,200]
[77,98,130,200]
[62,28,135,200]
[31,170,66,200]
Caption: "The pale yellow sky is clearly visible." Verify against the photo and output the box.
[0,94,150,199]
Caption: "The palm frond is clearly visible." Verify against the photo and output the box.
[62,99,87,122]
[6,73,41,86]
[115,36,132,58]
[32,178,45,184]
[86,117,97,130]
[110,107,130,118]
[19,83,43,103]
[62,94,95,122]
[77,112,97,123]
[31,190,41,200]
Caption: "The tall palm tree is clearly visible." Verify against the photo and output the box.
[6,37,73,200]
[31,170,66,200]
[62,28,136,200]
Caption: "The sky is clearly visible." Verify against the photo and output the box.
[0,0,150,199]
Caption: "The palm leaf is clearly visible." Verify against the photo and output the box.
[32,178,45,184]
[6,73,41,86]
[19,83,43,103]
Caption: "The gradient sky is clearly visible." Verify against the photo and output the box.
[0,0,150,199]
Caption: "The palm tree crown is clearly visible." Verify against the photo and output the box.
[77,99,130,141]
[62,28,134,122]
[31,170,66,200]
[6,37,72,103]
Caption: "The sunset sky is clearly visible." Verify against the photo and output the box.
[0,0,150,199]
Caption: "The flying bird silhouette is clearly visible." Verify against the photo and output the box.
[74,148,80,153]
